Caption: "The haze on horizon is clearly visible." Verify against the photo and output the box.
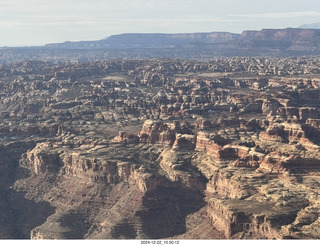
[0,0,320,47]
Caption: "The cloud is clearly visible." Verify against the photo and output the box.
[0,20,19,27]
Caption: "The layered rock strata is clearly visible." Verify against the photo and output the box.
[1,58,320,240]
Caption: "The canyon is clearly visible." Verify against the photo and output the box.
[1,57,320,239]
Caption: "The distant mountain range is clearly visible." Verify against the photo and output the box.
[43,28,320,56]
[299,22,320,29]
[2,27,320,62]
[45,32,240,49]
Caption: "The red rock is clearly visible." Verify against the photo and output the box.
[259,125,288,142]
[113,131,140,144]
[194,117,214,129]
[262,99,282,115]
[305,118,320,129]
[173,134,196,150]
[195,132,241,159]
[283,155,320,169]
[299,107,318,121]
[27,144,62,175]
[195,131,223,157]
[232,154,261,168]
[217,116,240,127]
[258,152,285,173]
[259,152,320,173]
[138,120,176,145]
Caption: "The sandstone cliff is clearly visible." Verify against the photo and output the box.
[1,58,320,240]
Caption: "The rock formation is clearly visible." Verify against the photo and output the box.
[0,57,320,240]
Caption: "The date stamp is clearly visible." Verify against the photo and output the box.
[140,240,180,245]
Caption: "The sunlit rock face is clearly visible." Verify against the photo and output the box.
[1,57,320,239]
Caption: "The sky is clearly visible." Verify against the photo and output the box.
[0,0,320,46]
